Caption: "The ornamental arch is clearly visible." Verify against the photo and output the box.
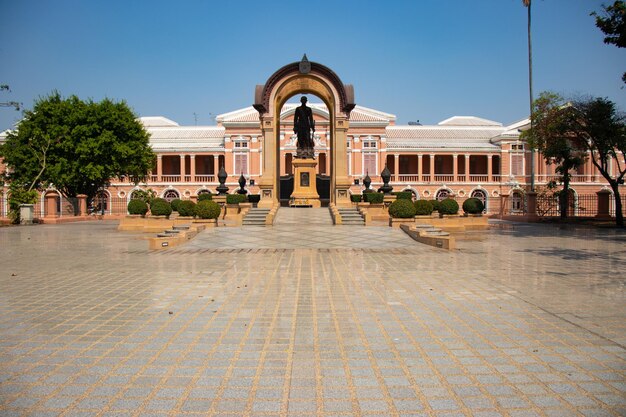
[253,57,355,207]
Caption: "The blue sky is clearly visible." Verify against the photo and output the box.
[1,0,624,130]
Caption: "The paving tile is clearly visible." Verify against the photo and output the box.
[0,218,625,417]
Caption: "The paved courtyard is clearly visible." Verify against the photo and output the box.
[0,210,625,417]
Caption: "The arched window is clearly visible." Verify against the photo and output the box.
[163,190,179,202]
[511,191,524,213]
[436,189,450,201]
[90,191,109,214]
[197,189,211,196]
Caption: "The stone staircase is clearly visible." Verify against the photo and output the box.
[336,207,365,225]
[243,208,271,226]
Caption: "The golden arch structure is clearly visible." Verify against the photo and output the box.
[253,58,355,208]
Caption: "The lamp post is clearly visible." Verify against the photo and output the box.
[523,0,535,192]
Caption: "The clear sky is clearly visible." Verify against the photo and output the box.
[1,0,624,131]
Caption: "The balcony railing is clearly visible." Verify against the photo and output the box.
[161,175,181,182]
[434,174,454,182]
[469,175,488,182]
[194,174,216,183]
[397,174,420,182]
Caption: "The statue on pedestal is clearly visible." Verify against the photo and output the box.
[294,96,315,159]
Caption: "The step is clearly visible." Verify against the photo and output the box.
[173,225,190,230]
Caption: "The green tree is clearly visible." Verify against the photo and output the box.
[523,92,587,221]
[568,97,626,227]
[0,92,155,202]
[592,1,626,83]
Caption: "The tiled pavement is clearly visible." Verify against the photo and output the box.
[0,212,625,417]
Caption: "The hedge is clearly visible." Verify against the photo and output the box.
[414,200,433,216]
[363,192,384,204]
[177,200,196,217]
[127,199,148,216]
[150,199,172,217]
[195,200,221,219]
[226,194,247,204]
[388,199,417,218]
[462,197,484,214]
[170,198,182,212]
[197,193,212,201]
[438,198,459,215]
[350,194,362,203]
[247,194,261,204]
[393,191,413,200]
[430,199,440,212]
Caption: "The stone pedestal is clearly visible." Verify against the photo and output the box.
[45,194,59,218]
[19,204,34,225]
[77,194,88,216]
[290,158,320,207]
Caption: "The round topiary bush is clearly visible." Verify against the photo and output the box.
[438,198,459,215]
[195,200,221,219]
[226,194,247,204]
[388,199,417,218]
[414,199,433,216]
[462,197,484,214]
[150,199,172,217]
[127,199,148,216]
[197,193,212,202]
[170,198,182,212]
[177,200,196,217]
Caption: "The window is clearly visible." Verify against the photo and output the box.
[511,144,524,151]
[163,190,179,202]
[234,141,248,148]
[436,189,451,201]
[363,153,377,176]
[235,153,248,175]
[362,140,377,148]
[511,154,524,176]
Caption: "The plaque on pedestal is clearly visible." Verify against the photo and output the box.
[290,158,321,207]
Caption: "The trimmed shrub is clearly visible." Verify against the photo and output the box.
[247,194,261,204]
[438,198,459,215]
[150,197,167,206]
[462,197,484,214]
[127,199,148,216]
[350,194,362,203]
[150,199,172,217]
[197,193,212,202]
[195,200,221,219]
[388,199,417,218]
[393,191,413,200]
[226,194,247,204]
[177,200,196,217]
[430,199,440,212]
[363,192,384,204]
[170,198,182,212]
[414,200,433,216]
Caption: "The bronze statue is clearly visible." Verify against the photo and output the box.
[293,96,315,158]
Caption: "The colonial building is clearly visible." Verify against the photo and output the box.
[1,59,622,218]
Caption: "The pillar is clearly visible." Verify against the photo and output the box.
[190,155,196,182]
[488,155,493,183]
[180,154,186,181]
[465,154,470,180]
[453,154,458,182]
[157,155,163,182]
[214,155,220,177]
[45,193,58,218]
[596,189,612,219]
[394,154,400,182]
[526,191,538,220]
[77,194,88,216]
[333,118,351,207]
[258,116,277,208]
[417,154,423,182]
[430,153,436,177]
